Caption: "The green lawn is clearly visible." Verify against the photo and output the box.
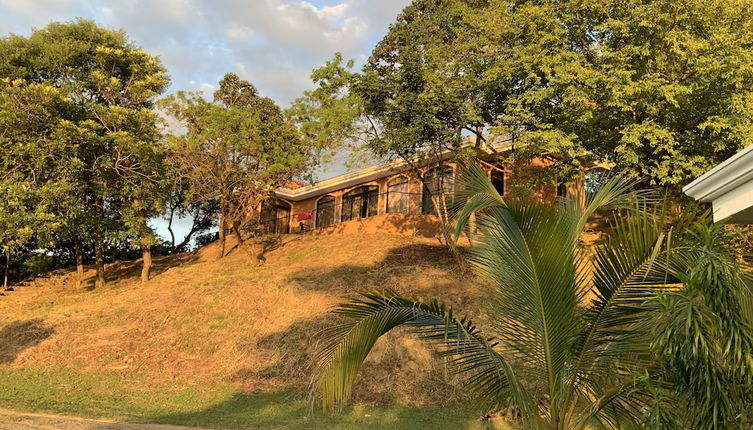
[0,367,512,429]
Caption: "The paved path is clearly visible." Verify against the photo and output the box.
[0,410,203,430]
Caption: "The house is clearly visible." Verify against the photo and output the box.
[683,144,753,224]
[260,141,586,235]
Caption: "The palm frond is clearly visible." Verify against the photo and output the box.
[452,160,506,239]
[311,290,535,416]
[453,163,648,421]
[467,202,581,416]
[576,211,672,358]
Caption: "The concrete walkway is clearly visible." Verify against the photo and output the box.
[0,410,203,430]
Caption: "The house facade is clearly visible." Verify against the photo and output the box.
[260,143,585,235]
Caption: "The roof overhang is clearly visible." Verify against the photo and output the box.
[683,144,753,223]
[276,140,513,202]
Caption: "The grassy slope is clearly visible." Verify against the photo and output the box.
[0,232,510,429]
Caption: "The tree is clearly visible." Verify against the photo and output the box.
[298,0,753,193]
[289,53,475,268]
[464,0,753,187]
[312,163,753,429]
[162,74,312,262]
[162,179,218,252]
[0,19,170,287]
[0,79,76,288]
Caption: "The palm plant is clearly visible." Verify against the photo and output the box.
[312,162,753,429]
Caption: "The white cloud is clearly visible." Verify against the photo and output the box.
[0,0,412,105]
[226,24,257,43]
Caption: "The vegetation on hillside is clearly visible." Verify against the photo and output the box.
[2,1,753,428]
[0,20,169,287]
[313,165,753,429]
[0,232,505,428]
[160,74,316,261]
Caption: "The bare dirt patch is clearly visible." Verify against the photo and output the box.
[0,409,203,430]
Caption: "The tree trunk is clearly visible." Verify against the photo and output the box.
[217,207,227,260]
[94,235,106,288]
[141,244,152,284]
[232,223,259,264]
[94,198,106,288]
[174,233,193,252]
[432,188,468,273]
[3,250,9,290]
[174,222,200,252]
[139,214,152,284]
[75,239,84,288]
[167,205,176,248]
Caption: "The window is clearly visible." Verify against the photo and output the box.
[260,199,291,234]
[556,180,567,198]
[490,169,505,196]
[386,176,410,214]
[274,202,291,234]
[342,185,379,222]
[422,165,454,215]
[315,195,336,228]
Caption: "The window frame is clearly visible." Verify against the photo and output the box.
[421,165,455,215]
[490,168,506,196]
[315,194,337,228]
[341,185,379,222]
[386,175,410,215]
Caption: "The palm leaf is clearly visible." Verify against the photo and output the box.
[311,290,536,418]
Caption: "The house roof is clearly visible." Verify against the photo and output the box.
[276,139,514,202]
[683,144,753,223]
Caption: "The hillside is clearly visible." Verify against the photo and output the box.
[0,232,501,429]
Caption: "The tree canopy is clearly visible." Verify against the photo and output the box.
[0,19,169,286]
[161,73,312,261]
[297,0,753,187]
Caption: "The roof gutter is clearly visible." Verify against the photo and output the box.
[682,145,753,202]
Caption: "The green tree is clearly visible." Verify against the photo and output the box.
[0,79,76,287]
[162,74,312,262]
[463,0,753,187]
[289,53,475,268]
[0,19,170,287]
[298,0,753,192]
[312,163,753,429]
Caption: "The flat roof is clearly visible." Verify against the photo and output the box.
[275,140,514,201]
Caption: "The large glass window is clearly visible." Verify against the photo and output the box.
[342,185,379,222]
[315,195,336,228]
[490,169,505,196]
[386,176,410,214]
[422,165,454,215]
[556,178,567,198]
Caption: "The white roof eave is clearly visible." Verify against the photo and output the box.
[682,144,753,202]
[276,140,514,202]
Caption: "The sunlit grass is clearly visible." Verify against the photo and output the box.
[0,367,514,429]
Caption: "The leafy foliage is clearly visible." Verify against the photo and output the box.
[0,19,169,286]
[161,74,312,260]
[299,0,753,187]
[312,162,753,429]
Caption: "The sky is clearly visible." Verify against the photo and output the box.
[0,0,410,105]
[0,0,412,242]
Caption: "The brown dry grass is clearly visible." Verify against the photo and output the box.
[0,232,480,408]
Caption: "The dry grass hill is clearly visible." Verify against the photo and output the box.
[0,232,508,429]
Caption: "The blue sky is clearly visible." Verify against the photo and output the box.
[0,0,411,242]
[0,0,409,105]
